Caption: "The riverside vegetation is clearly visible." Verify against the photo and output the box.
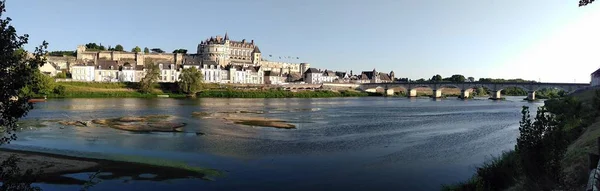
[443,89,600,190]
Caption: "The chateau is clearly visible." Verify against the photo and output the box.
[195,33,309,75]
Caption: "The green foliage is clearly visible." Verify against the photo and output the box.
[178,67,204,95]
[53,85,66,95]
[468,77,475,82]
[515,106,566,190]
[47,51,75,57]
[139,62,160,93]
[84,43,106,51]
[150,48,164,53]
[501,87,527,96]
[473,87,487,96]
[443,74,466,82]
[442,151,519,191]
[536,88,566,99]
[579,0,594,6]
[54,72,67,78]
[131,46,141,53]
[143,47,150,53]
[114,44,124,51]
[172,49,188,54]
[431,74,442,82]
[0,155,41,191]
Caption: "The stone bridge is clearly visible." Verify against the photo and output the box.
[359,82,590,100]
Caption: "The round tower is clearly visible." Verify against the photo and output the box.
[300,63,310,75]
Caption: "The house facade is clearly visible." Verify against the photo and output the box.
[264,71,285,84]
[71,61,95,81]
[304,68,322,84]
[94,60,120,82]
[158,62,180,82]
[39,62,60,76]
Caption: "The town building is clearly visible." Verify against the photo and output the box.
[592,68,600,86]
[321,70,338,83]
[39,62,61,76]
[94,60,120,82]
[71,61,95,81]
[359,69,395,83]
[119,62,136,82]
[158,62,180,82]
[304,68,322,84]
[264,71,285,84]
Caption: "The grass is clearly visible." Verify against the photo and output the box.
[197,89,368,98]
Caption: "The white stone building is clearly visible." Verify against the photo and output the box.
[39,62,60,76]
[158,62,180,82]
[304,68,322,84]
[94,60,120,82]
[264,71,285,84]
[119,63,136,82]
[321,70,338,83]
[71,61,95,81]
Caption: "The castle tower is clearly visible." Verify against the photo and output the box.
[252,46,261,65]
[76,45,86,60]
[390,71,395,80]
[300,63,310,75]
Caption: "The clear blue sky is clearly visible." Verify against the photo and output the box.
[6,0,600,83]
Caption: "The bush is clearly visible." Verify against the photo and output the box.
[53,85,66,95]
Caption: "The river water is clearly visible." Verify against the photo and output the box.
[7,97,543,191]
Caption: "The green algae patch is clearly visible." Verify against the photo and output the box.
[17,119,48,128]
[105,154,223,178]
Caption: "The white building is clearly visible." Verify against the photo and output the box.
[71,61,95,81]
[39,62,60,76]
[264,71,285,84]
[592,68,600,86]
[158,62,180,82]
[335,71,350,83]
[304,68,322,84]
[94,60,120,82]
[322,70,338,83]
[201,60,222,83]
[119,63,136,82]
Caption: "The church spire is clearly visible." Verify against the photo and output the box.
[224,32,229,40]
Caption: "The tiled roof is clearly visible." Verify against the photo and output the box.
[264,71,279,76]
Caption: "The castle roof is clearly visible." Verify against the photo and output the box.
[224,32,229,40]
[253,46,261,53]
[593,67,600,77]
[202,60,219,66]
[323,70,335,76]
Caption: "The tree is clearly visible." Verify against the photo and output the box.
[468,77,475,82]
[515,106,566,189]
[0,1,47,189]
[132,46,141,53]
[150,48,164,53]
[580,0,595,6]
[114,44,124,51]
[449,74,466,82]
[139,61,159,93]
[431,74,442,82]
[143,47,150,54]
[178,67,204,96]
[55,72,67,78]
[0,3,48,145]
[172,49,188,54]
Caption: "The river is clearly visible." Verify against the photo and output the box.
[6,96,543,191]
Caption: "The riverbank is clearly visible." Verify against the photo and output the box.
[42,82,369,98]
[443,89,598,190]
[0,148,220,185]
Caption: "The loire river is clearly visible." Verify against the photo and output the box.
[8,97,542,191]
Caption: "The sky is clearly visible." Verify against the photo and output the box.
[5,0,600,83]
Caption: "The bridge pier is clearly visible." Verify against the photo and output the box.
[408,89,417,97]
[460,89,470,99]
[526,91,536,101]
[490,90,502,100]
[383,88,394,96]
[433,89,442,98]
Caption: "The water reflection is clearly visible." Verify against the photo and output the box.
[16,97,541,191]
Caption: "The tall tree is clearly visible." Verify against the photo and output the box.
[178,67,204,96]
[468,77,475,82]
[0,1,48,145]
[431,74,443,82]
[450,74,466,82]
[172,49,188,54]
[131,46,141,53]
[139,61,159,93]
[143,47,150,54]
[114,44,124,51]
[150,48,164,53]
